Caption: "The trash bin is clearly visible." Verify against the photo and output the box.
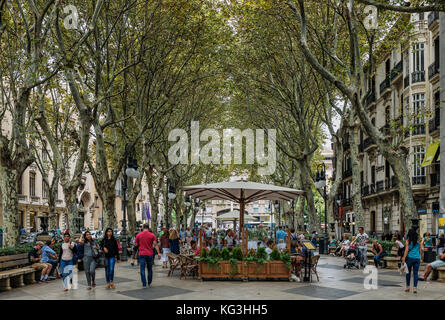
[424,248,436,263]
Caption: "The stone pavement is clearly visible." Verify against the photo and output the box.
[1,255,444,300]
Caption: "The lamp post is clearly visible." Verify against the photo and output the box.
[121,144,140,262]
[290,184,295,229]
[315,163,328,255]
[184,195,191,231]
[165,178,176,230]
[274,200,279,240]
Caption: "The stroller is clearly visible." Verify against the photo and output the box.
[344,246,360,269]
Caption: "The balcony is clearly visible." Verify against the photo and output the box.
[18,194,27,201]
[428,60,440,79]
[390,61,403,82]
[365,92,376,107]
[370,183,376,194]
[404,75,410,88]
[412,176,426,185]
[412,71,425,84]
[30,196,40,202]
[359,143,364,153]
[430,172,440,187]
[343,168,352,179]
[343,142,350,152]
[391,176,398,188]
[376,180,384,192]
[379,77,391,95]
[428,11,439,28]
[342,198,352,207]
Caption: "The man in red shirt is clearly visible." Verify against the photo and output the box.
[135,224,161,287]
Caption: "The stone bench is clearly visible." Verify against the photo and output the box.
[0,253,39,291]
[383,246,400,269]
[433,267,445,282]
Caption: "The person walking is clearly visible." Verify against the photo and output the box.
[355,227,369,268]
[101,228,120,289]
[130,231,141,267]
[160,228,170,268]
[401,228,422,293]
[169,229,180,255]
[185,227,193,246]
[58,232,77,291]
[135,224,161,288]
[80,231,98,290]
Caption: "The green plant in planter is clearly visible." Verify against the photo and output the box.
[209,247,221,259]
[270,248,281,261]
[251,247,268,273]
[221,247,230,260]
[378,240,396,256]
[280,251,292,269]
[229,257,239,276]
[244,250,257,266]
[231,247,243,261]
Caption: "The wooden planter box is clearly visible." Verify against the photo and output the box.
[199,261,291,280]
[199,261,244,279]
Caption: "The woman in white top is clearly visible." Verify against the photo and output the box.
[58,232,76,291]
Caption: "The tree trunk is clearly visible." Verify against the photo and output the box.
[48,188,58,231]
[350,121,365,230]
[299,160,321,233]
[0,169,19,247]
[102,191,116,230]
[296,195,305,232]
[64,193,78,233]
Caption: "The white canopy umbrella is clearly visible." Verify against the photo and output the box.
[216,210,256,222]
[183,181,304,253]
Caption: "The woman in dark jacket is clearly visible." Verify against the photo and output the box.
[169,229,180,255]
[100,228,120,289]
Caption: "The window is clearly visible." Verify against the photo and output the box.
[412,93,425,125]
[412,146,425,182]
[412,43,425,72]
[29,172,36,197]
[42,181,48,198]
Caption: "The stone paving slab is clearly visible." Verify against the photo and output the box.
[78,276,135,287]
[283,285,360,299]
[117,285,194,300]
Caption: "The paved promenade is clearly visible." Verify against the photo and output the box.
[1,255,444,300]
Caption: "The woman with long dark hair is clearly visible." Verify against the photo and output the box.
[58,232,77,291]
[100,228,120,289]
[401,228,422,293]
[80,231,98,290]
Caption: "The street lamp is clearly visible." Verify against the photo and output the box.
[121,144,140,262]
[194,198,200,230]
[315,163,328,255]
[183,195,191,231]
[165,178,176,230]
[290,183,295,229]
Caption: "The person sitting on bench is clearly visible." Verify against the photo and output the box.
[28,241,52,283]
[419,252,445,281]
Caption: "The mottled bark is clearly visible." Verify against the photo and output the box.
[296,195,305,232]
[0,169,19,247]
[102,192,116,230]
[349,119,365,229]
[64,193,78,233]
[299,160,321,233]
[47,186,58,230]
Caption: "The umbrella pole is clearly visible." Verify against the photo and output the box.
[240,190,245,255]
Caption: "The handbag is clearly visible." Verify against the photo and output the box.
[92,247,100,259]
[96,251,108,268]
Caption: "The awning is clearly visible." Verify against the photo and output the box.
[421,140,440,167]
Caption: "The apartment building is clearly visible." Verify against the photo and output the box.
[334,12,443,238]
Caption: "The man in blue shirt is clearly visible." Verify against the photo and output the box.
[276,226,287,243]
[41,240,58,279]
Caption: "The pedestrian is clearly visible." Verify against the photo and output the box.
[372,240,386,268]
[134,224,161,288]
[224,229,234,250]
[437,233,445,256]
[80,231,98,290]
[160,228,170,268]
[354,227,369,268]
[101,228,120,289]
[130,231,140,267]
[58,232,77,291]
[311,231,317,249]
[185,227,193,246]
[401,228,422,293]
[394,236,405,258]
[169,229,180,255]
[386,230,393,241]
[394,230,401,241]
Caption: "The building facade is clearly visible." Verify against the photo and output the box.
[335,12,443,237]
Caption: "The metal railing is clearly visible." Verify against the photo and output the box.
[390,61,403,81]
[365,92,376,107]
[363,137,375,149]
[412,176,426,185]
[412,70,425,84]
[379,77,391,95]
[343,168,352,178]
[428,60,440,79]
[376,180,384,192]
